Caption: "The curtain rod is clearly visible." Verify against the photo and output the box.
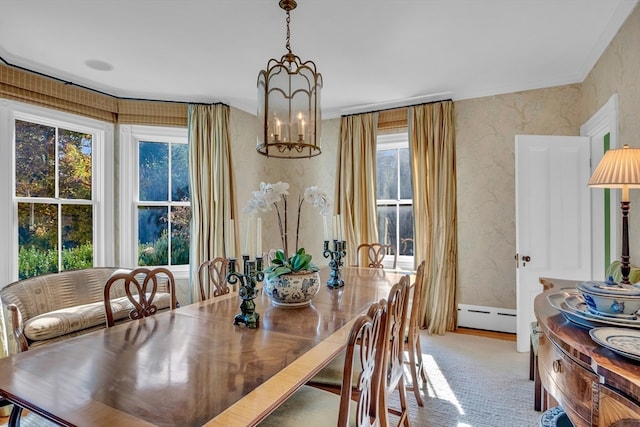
[340,98,453,118]
[0,56,228,107]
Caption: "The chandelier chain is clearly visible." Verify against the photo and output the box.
[285,10,291,54]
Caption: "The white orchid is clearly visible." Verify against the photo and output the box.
[244,181,331,256]
[303,186,330,215]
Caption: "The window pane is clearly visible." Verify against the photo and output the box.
[59,129,92,199]
[139,141,168,201]
[61,204,93,270]
[138,206,168,265]
[399,148,412,199]
[171,143,189,202]
[171,206,190,265]
[376,205,396,248]
[18,202,58,279]
[399,205,414,256]
[15,120,55,198]
[376,149,398,200]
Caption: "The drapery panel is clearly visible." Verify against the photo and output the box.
[188,104,237,302]
[409,101,458,334]
[335,113,379,267]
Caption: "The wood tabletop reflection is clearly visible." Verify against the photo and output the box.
[0,267,407,427]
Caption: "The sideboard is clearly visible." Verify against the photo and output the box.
[535,277,640,426]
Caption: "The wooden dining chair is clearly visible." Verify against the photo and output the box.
[259,300,387,427]
[103,267,178,327]
[380,275,411,427]
[356,243,397,269]
[197,257,229,300]
[306,276,411,426]
[405,260,428,406]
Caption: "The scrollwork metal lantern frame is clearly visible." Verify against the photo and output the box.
[256,0,322,159]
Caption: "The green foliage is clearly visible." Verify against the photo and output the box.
[138,230,190,266]
[18,243,94,280]
[264,248,319,280]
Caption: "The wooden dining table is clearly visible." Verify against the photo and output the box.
[0,266,408,427]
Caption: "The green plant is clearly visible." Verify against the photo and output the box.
[264,248,319,280]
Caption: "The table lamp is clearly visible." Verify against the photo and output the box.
[589,144,640,284]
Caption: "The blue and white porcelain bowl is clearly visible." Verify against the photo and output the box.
[577,280,640,317]
[263,271,321,307]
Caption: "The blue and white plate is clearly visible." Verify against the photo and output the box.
[547,290,640,329]
[565,295,640,324]
[589,327,640,362]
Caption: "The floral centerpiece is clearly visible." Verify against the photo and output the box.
[245,182,330,306]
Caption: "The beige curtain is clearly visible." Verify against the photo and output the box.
[409,101,457,334]
[335,113,379,267]
[188,104,237,302]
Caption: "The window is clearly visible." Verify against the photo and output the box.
[0,100,114,282]
[376,133,414,270]
[119,125,189,275]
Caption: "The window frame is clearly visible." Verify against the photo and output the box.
[119,124,189,279]
[376,132,414,271]
[0,99,114,285]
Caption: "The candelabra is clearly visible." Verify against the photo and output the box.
[226,255,264,329]
[323,240,346,288]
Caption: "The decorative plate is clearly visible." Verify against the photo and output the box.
[589,327,640,362]
[565,295,640,324]
[547,291,640,330]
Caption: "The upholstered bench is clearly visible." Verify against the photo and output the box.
[0,267,174,352]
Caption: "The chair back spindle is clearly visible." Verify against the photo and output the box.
[103,267,177,327]
[197,257,230,300]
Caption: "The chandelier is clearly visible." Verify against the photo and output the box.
[256,0,323,158]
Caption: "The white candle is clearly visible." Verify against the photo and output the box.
[275,118,281,136]
[245,217,253,256]
[332,215,338,240]
[323,215,329,241]
[249,217,256,259]
[301,119,305,135]
[256,218,262,257]
[229,219,236,258]
[339,215,345,242]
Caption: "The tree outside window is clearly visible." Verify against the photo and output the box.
[137,140,190,266]
[15,120,94,279]
[376,133,414,270]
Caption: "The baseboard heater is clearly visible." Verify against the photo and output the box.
[457,304,517,334]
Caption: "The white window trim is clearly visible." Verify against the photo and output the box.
[0,99,114,286]
[377,132,414,272]
[119,124,189,279]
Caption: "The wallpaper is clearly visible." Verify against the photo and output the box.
[455,85,582,309]
[228,108,340,267]
[225,2,640,311]
[582,3,640,264]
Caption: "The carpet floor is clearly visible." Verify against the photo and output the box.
[1,330,542,427]
[388,330,542,427]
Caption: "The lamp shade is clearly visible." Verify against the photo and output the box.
[588,144,640,189]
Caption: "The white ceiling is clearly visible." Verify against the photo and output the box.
[0,0,637,118]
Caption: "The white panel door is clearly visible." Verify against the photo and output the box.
[515,135,591,352]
